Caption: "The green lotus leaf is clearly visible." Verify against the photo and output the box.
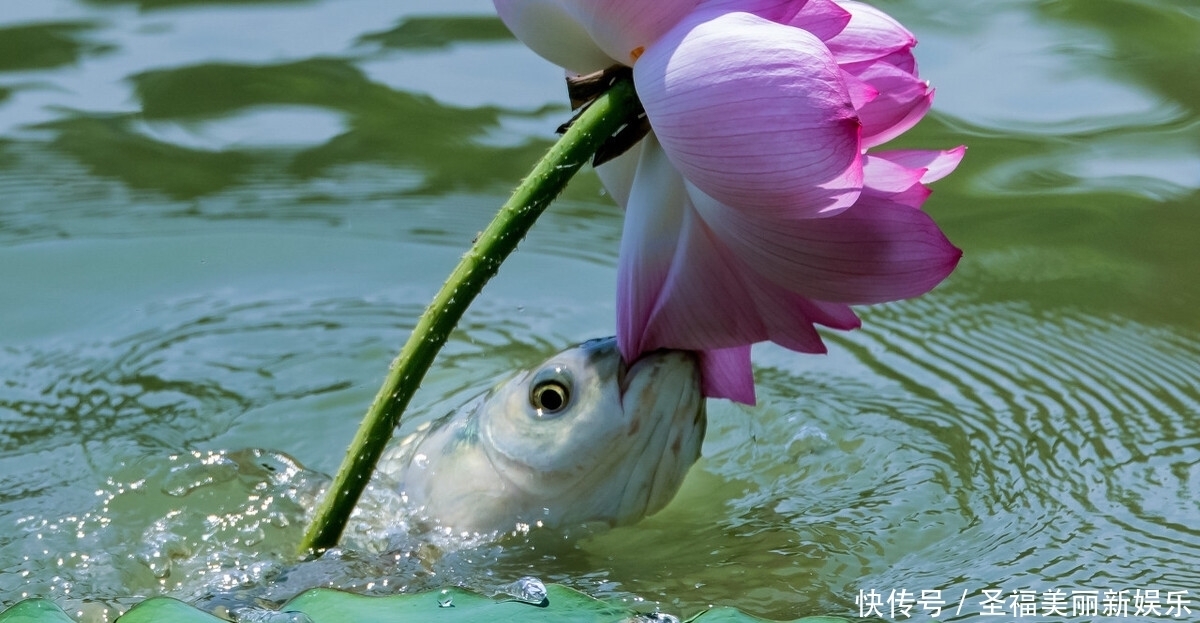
[116,597,228,623]
[0,599,76,623]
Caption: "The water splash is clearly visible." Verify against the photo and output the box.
[628,614,681,623]
[495,576,548,606]
[232,607,315,623]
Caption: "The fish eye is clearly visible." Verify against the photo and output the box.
[530,380,569,415]
[529,366,572,417]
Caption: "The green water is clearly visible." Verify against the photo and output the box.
[1,0,1197,621]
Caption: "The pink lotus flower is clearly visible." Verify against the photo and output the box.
[494,0,965,404]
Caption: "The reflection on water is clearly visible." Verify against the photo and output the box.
[359,15,515,50]
[30,56,556,199]
[1038,0,1200,114]
[0,22,110,72]
[1,0,1198,621]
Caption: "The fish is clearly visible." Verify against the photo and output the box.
[376,336,706,536]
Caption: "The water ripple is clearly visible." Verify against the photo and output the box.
[0,288,621,618]
[600,295,1200,620]
[832,296,1200,596]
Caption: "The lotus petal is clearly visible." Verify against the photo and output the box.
[783,0,852,41]
[616,136,689,360]
[496,0,964,404]
[870,146,967,184]
[594,137,644,209]
[493,0,615,73]
[698,346,756,405]
[688,183,962,304]
[824,0,916,64]
[860,152,930,204]
[634,10,863,219]
[699,0,799,21]
[844,58,933,148]
[617,138,864,403]
[558,0,701,66]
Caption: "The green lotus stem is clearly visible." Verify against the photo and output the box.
[299,74,642,554]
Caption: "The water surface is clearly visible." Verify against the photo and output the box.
[1,0,1197,621]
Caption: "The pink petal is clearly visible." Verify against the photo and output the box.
[696,0,852,41]
[697,0,804,23]
[493,0,615,73]
[615,136,690,360]
[824,0,916,64]
[784,0,852,41]
[698,346,756,404]
[857,147,966,210]
[688,183,962,304]
[633,203,831,355]
[843,58,933,148]
[622,196,859,398]
[616,138,863,403]
[559,0,700,66]
[634,10,863,219]
[803,298,862,330]
[840,68,880,112]
[859,175,932,211]
[870,146,967,184]
[861,152,928,196]
[869,46,918,74]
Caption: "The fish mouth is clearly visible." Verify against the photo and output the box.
[577,334,701,400]
[611,347,705,523]
[617,353,630,396]
[577,336,635,396]
[618,348,698,401]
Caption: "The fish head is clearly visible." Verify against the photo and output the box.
[478,336,706,528]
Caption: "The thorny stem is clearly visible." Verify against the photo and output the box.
[299,73,643,554]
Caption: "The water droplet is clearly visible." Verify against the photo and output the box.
[787,425,832,457]
[413,453,429,469]
[437,589,454,608]
[497,576,547,605]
